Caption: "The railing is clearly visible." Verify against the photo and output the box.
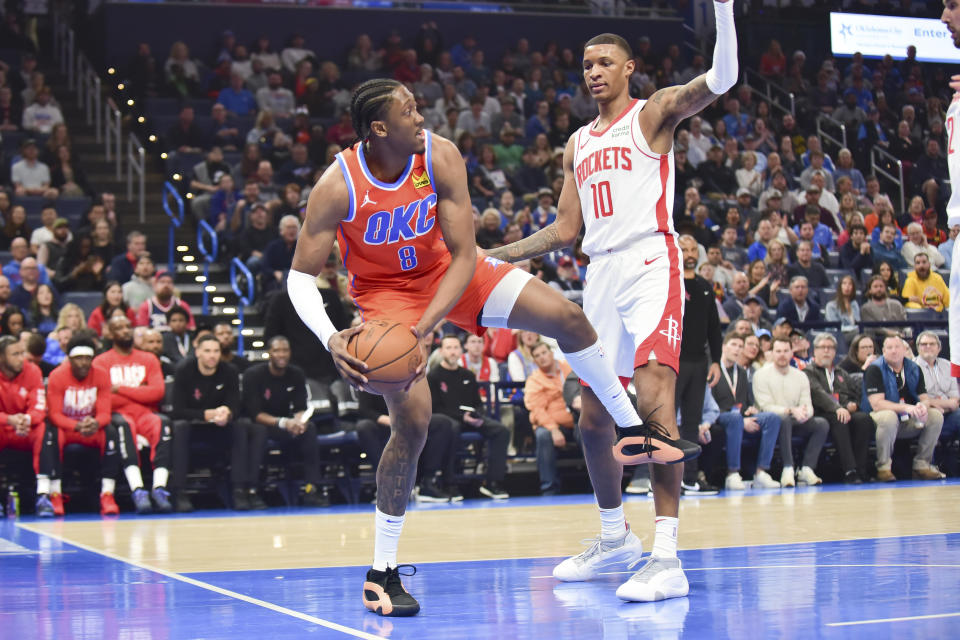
[871,146,906,214]
[162,181,184,271]
[196,220,218,316]
[127,133,146,223]
[744,68,795,116]
[816,114,847,155]
[104,99,122,180]
[77,54,102,143]
[230,258,256,357]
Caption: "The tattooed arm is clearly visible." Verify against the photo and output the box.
[486,135,584,262]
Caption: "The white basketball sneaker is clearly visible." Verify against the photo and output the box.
[724,472,746,491]
[797,466,822,486]
[780,466,795,488]
[752,469,781,489]
[552,525,644,582]
[616,555,689,602]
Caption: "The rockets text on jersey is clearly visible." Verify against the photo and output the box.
[572,99,676,258]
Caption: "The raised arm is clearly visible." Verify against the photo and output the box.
[486,135,584,263]
[288,161,369,388]
[638,0,737,151]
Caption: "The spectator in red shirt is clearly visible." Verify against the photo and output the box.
[135,271,195,331]
[87,281,137,337]
[95,315,171,514]
[0,336,52,514]
[44,335,122,516]
[759,40,786,81]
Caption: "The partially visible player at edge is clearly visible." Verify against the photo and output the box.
[942,0,960,379]
[486,0,738,602]
[286,80,699,615]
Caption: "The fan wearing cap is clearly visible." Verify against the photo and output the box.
[531,187,557,229]
[44,335,123,516]
[548,256,583,305]
[135,270,195,332]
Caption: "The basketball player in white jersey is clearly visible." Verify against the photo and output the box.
[487,0,737,601]
[942,0,960,378]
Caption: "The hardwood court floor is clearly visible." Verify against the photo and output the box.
[18,482,960,572]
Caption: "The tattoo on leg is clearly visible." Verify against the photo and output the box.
[376,430,424,515]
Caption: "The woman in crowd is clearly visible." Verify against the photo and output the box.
[42,123,74,166]
[471,145,511,202]
[872,260,901,299]
[90,219,117,265]
[0,307,26,337]
[513,208,537,238]
[87,281,136,337]
[50,144,95,198]
[457,132,479,175]
[529,133,552,169]
[736,151,763,197]
[748,259,781,309]
[737,333,765,382]
[839,334,877,374]
[56,235,106,292]
[28,283,59,336]
[507,330,541,382]
[475,209,504,249]
[0,205,30,250]
[763,240,789,287]
[825,275,861,342]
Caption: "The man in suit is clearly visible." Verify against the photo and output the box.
[776,276,821,325]
[805,332,874,483]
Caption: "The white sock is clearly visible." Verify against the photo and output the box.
[372,508,404,571]
[153,467,169,489]
[599,505,627,541]
[562,340,642,427]
[36,475,50,495]
[652,516,679,558]
[50,479,61,494]
[101,478,116,495]
[125,466,144,491]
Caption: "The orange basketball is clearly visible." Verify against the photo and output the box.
[347,320,423,394]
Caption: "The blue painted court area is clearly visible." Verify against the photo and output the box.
[2,514,959,640]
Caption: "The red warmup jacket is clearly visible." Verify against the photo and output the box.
[47,362,112,431]
[0,361,47,432]
[94,348,164,413]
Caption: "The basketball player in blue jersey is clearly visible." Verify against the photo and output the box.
[488,0,738,602]
[942,1,960,379]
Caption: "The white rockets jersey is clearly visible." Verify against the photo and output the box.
[572,98,675,258]
[947,93,960,227]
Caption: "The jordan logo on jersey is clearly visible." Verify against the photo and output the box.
[63,386,98,419]
[362,192,437,245]
[576,147,632,189]
[361,190,377,207]
[412,169,431,189]
[109,364,146,388]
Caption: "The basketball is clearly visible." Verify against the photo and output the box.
[347,320,423,394]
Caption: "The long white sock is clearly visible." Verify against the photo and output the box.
[124,466,144,491]
[562,340,642,427]
[36,475,50,495]
[101,478,116,495]
[50,479,61,494]
[652,516,679,558]
[372,508,404,571]
[153,467,169,490]
[599,505,627,540]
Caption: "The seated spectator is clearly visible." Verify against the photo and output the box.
[0,335,52,514]
[281,34,313,75]
[251,160,281,203]
[790,329,811,369]
[251,36,282,73]
[923,208,947,248]
[189,148,233,221]
[21,86,63,135]
[277,143,314,189]
[50,145,93,198]
[108,231,146,285]
[777,275,821,325]
[799,151,835,192]
[901,253,949,313]
[10,256,56,310]
[871,224,906,271]
[786,240,829,289]
[525,341,576,495]
[864,334,945,481]
[214,322,248,373]
[256,72,295,118]
[165,106,205,154]
[30,206,61,255]
[914,331,960,451]
[0,276,12,317]
[765,238,792,285]
[860,274,906,340]
[0,86,23,131]
[0,207,29,253]
[121,251,154,310]
[262,215,299,290]
[459,334,500,400]
[87,281,137,337]
[839,333,877,375]
[722,271,751,321]
[43,335,123,516]
[873,260,901,299]
[429,335,511,499]
[169,335,263,512]
[90,219,118,266]
[161,306,194,368]
[741,295,773,335]
[164,41,200,96]
[507,330,540,382]
[37,217,72,273]
[840,223,873,275]
[234,203,276,274]
[735,154,763,197]
[94,315,171,514]
[806,333,874,483]
[457,96,492,139]
[793,206,835,254]
[1,307,27,338]
[548,255,583,305]
[134,327,175,378]
[243,335,327,507]
[901,222,945,269]
[4,238,36,285]
[825,275,861,340]
[697,144,737,199]
[28,283,59,335]
[753,337,830,487]
[792,186,836,231]
[25,330,55,377]
[711,333,782,490]
[55,235,105,293]
[218,73,257,116]
[135,271,195,331]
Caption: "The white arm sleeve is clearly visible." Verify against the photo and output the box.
[705,1,738,95]
[287,269,339,351]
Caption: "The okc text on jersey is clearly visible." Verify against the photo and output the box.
[362,192,437,245]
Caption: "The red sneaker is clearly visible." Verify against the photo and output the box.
[49,493,65,517]
[100,492,119,516]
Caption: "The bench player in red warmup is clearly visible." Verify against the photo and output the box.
[288,79,700,617]
[489,0,738,602]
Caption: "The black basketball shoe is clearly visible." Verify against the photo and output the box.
[612,409,702,466]
[362,565,421,617]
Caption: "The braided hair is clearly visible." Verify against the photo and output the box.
[350,78,403,142]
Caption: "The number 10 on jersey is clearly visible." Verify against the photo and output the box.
[591,180,613,219]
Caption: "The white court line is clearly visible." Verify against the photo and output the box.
[17,523,384,640]
[530,563,960,579]
[826,612,960,626]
